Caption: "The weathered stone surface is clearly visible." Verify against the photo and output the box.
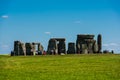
[58,41,66,54]
[13,41,26,56]
[76,40,81,53]
[97,34,102,53]
[77,34,94,40]
[14,41,20,55]
[93,41,98,53]
[67,42,76,54]
[82,49,88,54]
[38,43,44,55]
[25,43,33,55]
[47,39,58,55]
[76,34,97,54]
[12,41,44,56]
[47,38,66,55]
[87,43,93,53]
[32,42,44,55]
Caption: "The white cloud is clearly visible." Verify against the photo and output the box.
[45,32,51,35]
[1,45,9,48]
[1,15,8,19]
[103,43,119,47]
[109,43,118,46]
[74,21,81,24]
[103,44,109,47]
[0,44,9,50]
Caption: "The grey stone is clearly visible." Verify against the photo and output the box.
[12,41,44,56]
[47,38,66,55]
[76,34,97,54]
[67,42,76,54]
[97,34,102,53]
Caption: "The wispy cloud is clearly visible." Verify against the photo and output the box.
[1,15,9,19]
[103,43,119,47]
[109,43,118,46]
[103,44,109,47]
[1,45,9,48]
[0,44,9,50]
[44,32,51,35]
[74,20,81,24]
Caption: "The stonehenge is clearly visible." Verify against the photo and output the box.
[11,41,44,56]
[11,34,102,56]
[76,34,100,54]
[47,38,66,55]
[13,41,26,56]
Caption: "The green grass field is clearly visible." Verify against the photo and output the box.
[0,54,120,80]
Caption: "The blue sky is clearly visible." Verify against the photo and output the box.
[0,0,120,54]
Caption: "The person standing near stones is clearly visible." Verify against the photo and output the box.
[43,50,46,55]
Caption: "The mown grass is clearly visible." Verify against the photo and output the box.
[0,54,120,80]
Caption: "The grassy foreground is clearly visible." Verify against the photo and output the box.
[0,54,120,80]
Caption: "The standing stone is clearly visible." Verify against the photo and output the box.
[81,44,88,54]
[76,40,80,53]
[19,43,26,55]
[97,34,102,53]
[38,43,44,55]
[12,41,44,56]
[83,49,88,54]
[58,40,66,54]
[47,38,66,55]
[87,43,93,53]
[76,34,95,54]
[67,42,76,54]
[32,43,36,55]
[13,41,26,56]
[25,43,33,55]
[93,41,98,53]
[47,39,58,55]
[14,41,20,55]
